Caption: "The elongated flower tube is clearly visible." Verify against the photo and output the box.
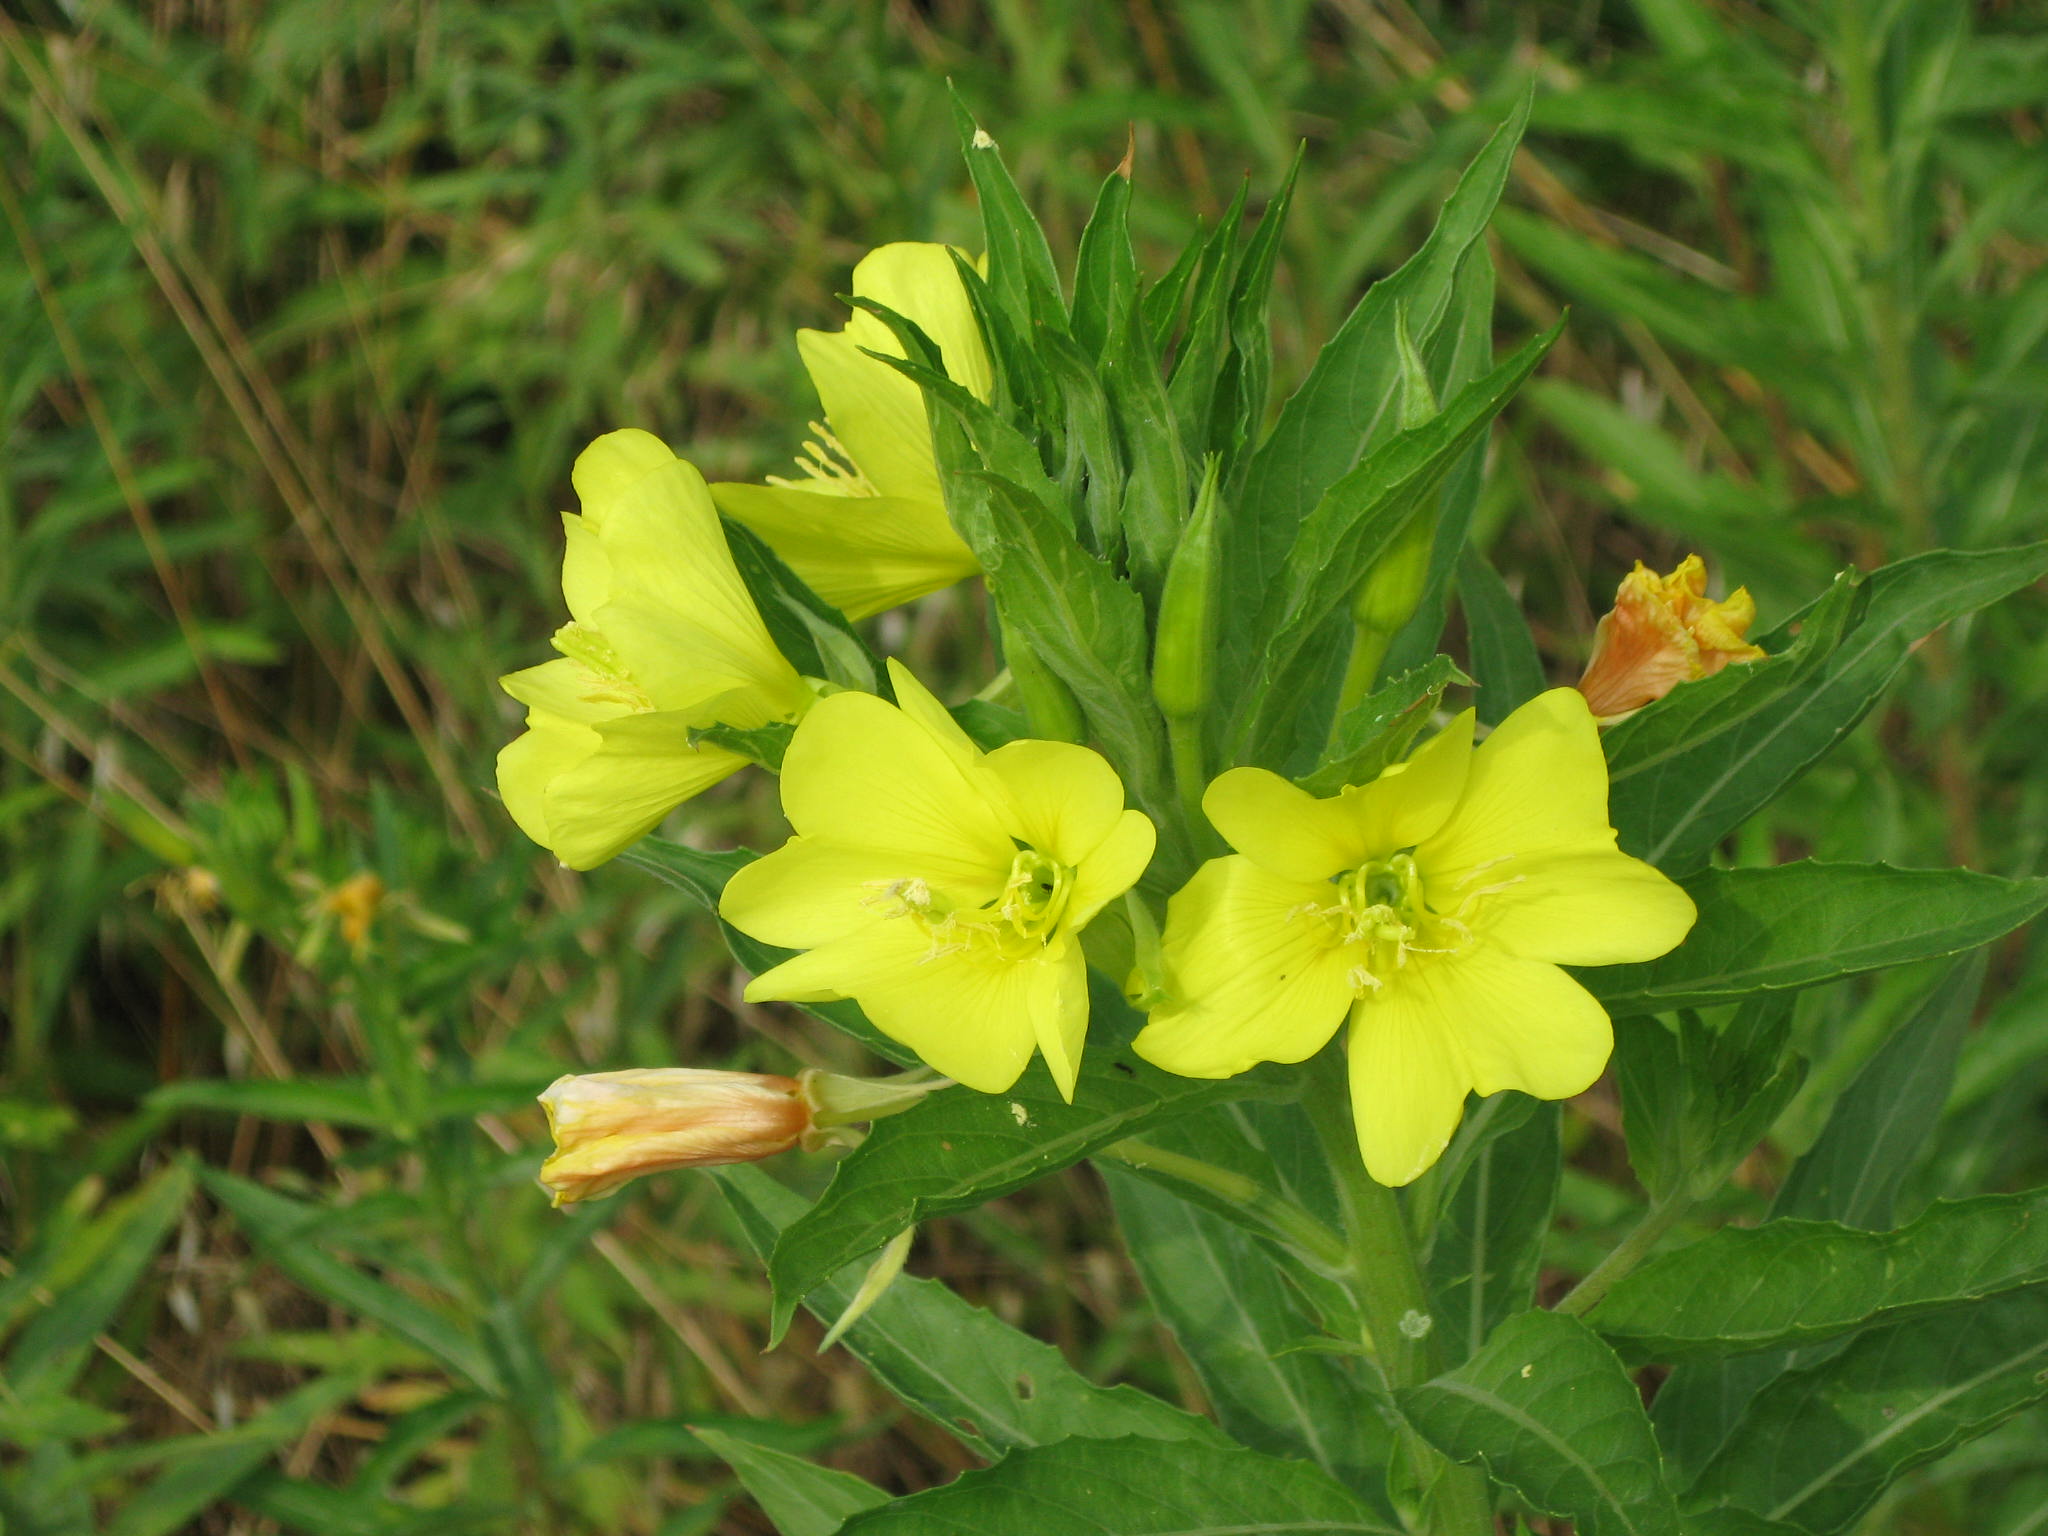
[1134,689,1696,1187]
[538,1069,812,1205]
[711,243,991,619]
[720,660,1156,1099]
[1576,555,1766,721]
[497,430,810,869]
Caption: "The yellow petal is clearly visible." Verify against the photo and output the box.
[1481,846,1697,966]
[1203,768,1369,882]
[884,659,985,775]
[497,714,598,855]
[845,242,993,403]
[721,835,1000,950]
[1132,857,1354,1078]
[499,658,630,725]
[560,511,609,623]
[1404,945,1614,1103]
[797,326,942,506]
[1029,943,1092,1102]
[744,918,1044,1094]
[709,482,978,621]
[1346,980,1474,1187]
[1066,810,1158,932]
[778,689,1012,886]
[1418,689,1614,887]
[541,712,746,870]
[982,738,1127,866]
[1346,709,1475,852]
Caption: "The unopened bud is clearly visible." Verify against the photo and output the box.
[1576,555,1766,721]
[1151,455,1224,722]
[537,1068,811,1206]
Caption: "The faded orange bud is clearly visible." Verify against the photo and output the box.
[537,1068,811,1205]
[1576,555,1766,721]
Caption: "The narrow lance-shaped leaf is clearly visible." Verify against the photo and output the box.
[1588,1188,2048,1363]
[766,975,1298,1340]
[949,89,1064,335]
[1400,1309,1686,1536]
[1581,861,2048,1017]
[1685,1286,2048,1533]
[717,1164,1216,1459]
[691,1425,888,1536]
[1070,160,1137,361]
[838,1435,1404,1536]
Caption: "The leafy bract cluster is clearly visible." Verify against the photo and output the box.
[498,92,2048,1536]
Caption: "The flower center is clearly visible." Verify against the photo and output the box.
[862,847,1074,962]
[1300,851,1468,997]
[997,848,1072,941]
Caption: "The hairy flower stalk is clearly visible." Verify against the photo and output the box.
[721,660,1154,1098]
[712,243,992,619]
[497,430,811,869]
[1135,688,1696,1186]
[1576,554,1766,720]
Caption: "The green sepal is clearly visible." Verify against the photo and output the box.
[687,719,794,772]
[1071,155,1139,362]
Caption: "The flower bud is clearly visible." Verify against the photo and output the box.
[1151,455,1224,722]
[1576,555,1766,721]
[537,1068,811,1206]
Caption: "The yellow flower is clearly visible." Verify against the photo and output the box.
[711,243,992,619]
[1576,554,1766,721]
[538,1069,812,1205]
[1133,689,1696,1187]
[719,660,1155,1099]
[497,429,810,870]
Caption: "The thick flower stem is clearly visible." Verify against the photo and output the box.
[1553,1190,1692,1318]
[1167,712,1210,840]
[1305,1072,1494,1535]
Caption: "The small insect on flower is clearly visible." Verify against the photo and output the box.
[711,243,992,619]
[720,660,1155,1099]
[537,1069,814,1205]
[496,429,811,870]
[1576,554,1766,721]
[1134,689,1695,1187]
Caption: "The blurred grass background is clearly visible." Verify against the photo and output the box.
[2,1,2045,1531]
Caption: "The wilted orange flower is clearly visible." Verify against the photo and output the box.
[1576,555,1765,720]
[538,1069,811,1205]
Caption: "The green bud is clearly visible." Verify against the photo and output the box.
[1348,308,1441,638]
[1004,633,1086,743]
[1150,455,1224,722]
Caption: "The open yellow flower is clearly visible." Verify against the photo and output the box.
[497,429,810,870]
[711,243,991,619]
[1133,689,1695,1186]
[1576,554,1766,721]
[719,660,1155,1099]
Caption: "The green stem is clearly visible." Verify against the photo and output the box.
[1305,1069,1494,1535]
[1167,711,1209,840]
[1101,1139,1350,1272]
[1553,1191,1692,1318]
[1336,623,1391,719]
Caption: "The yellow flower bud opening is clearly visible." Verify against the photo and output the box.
[537,1069,813,1206]
[1576,555,1766,721]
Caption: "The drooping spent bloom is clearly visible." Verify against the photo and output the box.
[1576,555,1766,721]
[538,1069,812,1205]
[497,430,811,870]
[720,660,1155,1099]
[1133,689,1695,1187]
[711,244,991,619]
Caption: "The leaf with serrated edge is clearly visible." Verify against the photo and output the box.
[718,1165,1215,1459]
[1590,1189,2048,1363]
[1401,1310,1684,1536]
[1687,1287,2048,1532]
[838,1434,1403,1535]
[1582,862,2048,1018]
[767,974,1296,1339]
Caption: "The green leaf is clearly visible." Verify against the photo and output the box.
[1774,953,1986,1229]
[766,975,1296,1340]
[1220,149,1301,481]
[617,838,916,1068]
[1230,320,1562,762]
[197,1168,501,1392]
[1070,164,1137,362]
[1164,179,1248,469]
[1423,1098,1560,1366]
[1456,547,1547,727]
[1685,1286,2048,1532]
[717,1165,1214,1458]
[6,1162,193,1401]
[718,515,880,691]
[689,718,793,771]
[1400,1309,1685,1536]
[1300,655,1470,797]
[950,91,1064,335]
[1604,543,2048,872]
[1225,89,1530,634]
[690,1425,887,1536]
[1589,1188,2048,1363]
[1613,997,1803,1204]
[1103,1167,1395,1503]
[837,1434,1403,1535]
[1036,326,1125,556]
[1100,289,1189,595]
[1582,862,2048,1017]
